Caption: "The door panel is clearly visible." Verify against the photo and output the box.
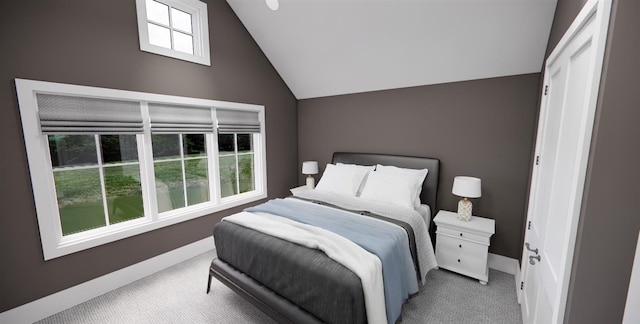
[520,1,611,323]
[541,20,595,307]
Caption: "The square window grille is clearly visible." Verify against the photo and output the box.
[136,0,210,65]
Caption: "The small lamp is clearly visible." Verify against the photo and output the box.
[452,176,482,221]
[302,161,319,189]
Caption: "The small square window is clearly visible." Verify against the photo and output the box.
[136,0,210,66]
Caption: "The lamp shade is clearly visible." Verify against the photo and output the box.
[302,161,318,175]
[452,176,482,198]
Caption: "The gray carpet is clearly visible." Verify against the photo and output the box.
[38,250,522,324]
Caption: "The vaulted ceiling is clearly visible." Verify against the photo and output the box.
[226,0,558,99]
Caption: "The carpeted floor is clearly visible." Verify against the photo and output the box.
[38,250,522,324]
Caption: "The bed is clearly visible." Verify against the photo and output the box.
[207,152,440,324]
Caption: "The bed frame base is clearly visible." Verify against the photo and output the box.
[208,258,324,324]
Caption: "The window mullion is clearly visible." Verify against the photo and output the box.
[168,5,175,50]
[180,134,188,207]
[207,132,220,204]
[147,20,171,29]
[190,10,200,56]
[234,133,240,195]
[139,101,159,219]
[95,135,110,226]
[209,109,221,203]
[253,133,263,193]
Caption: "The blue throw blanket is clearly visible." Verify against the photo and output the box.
[245,198,418,324]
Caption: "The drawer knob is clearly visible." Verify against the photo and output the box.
[459,244,462,248]
[459,233,463,237]
[457,259,461,263]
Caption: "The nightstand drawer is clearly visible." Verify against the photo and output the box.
[437,226,490,245]
[437,234,487,256]
[437,250,485,275]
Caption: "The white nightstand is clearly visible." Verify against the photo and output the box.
[433,210,495,285]
[289,185,310,195]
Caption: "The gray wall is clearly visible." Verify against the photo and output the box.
[298,74,541,259]
[555,0,640,322]
[0,0,297,312]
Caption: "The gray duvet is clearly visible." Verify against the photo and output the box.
[214,221,366,324]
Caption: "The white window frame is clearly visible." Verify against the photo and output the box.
[135,0,211,66]
[15,79,267,260]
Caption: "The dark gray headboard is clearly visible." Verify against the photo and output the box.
[332,152,440,211]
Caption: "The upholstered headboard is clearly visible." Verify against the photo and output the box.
[331,152,440,211]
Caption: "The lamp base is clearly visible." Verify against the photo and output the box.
[306,175,315,189]
[457,198,472,221]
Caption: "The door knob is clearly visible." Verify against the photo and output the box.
[525,242,539,255]
[529,255,541,265]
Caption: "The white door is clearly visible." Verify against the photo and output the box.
[520,0,611,323]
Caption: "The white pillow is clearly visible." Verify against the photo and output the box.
[336,163,375,196]
[315,164,370,196]
[359,171,415,209]
[375,164,429,208]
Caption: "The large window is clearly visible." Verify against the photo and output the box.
[135,0,210,65]
[15,79,266,260]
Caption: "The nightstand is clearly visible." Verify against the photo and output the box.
[433,210,495,285]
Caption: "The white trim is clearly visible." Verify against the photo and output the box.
[0,237,214,324]
[15,78,267,260]
[488,252,519,275]
[135,0,211,66]
[515,260,522,304]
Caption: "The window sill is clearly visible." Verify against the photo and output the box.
[139,43,211,66]
[48,190,266,260]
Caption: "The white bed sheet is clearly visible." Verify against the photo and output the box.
[416,204,431,230]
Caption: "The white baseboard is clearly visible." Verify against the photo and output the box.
[0,236,214,324]
[488,252,519,275]
[515,261,523,304]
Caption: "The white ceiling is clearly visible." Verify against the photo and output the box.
[226,0,558,99]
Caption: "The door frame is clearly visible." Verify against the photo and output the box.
[519,0,612,322]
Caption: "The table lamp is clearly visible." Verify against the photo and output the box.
[452,176,482,221]
[302,161,319,189]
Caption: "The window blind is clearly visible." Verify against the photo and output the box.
[217,109,261,133]
[37,94,144,134]
[149,103,214,134]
